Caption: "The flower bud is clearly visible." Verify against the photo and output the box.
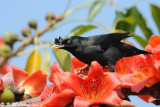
[0,90,15,103]
[22,27,31,37]
[28,19,37,29]
[0,44,11,57]
[45,12,56,22]
[20,94,32,101]
[4,85,14,91]
[4,32,19,46]
[12,87,25,101]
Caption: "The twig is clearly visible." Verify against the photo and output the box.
[51,18,112,32]
[3,96,41,107]
[0,16,63,68]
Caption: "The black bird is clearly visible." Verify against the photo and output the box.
[52,32,152,72]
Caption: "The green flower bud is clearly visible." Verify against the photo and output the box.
[0,90,15,103]
[4,85,14,91]
[0,44,11,57]
[4,32,19,46]
[22,27,31,37]
[28,19,37,29]
[46,12,56,22]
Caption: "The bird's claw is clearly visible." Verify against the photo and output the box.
[104,72,110,76]
[76,64,90,76]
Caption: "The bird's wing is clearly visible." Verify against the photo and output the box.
[89,32,130,50]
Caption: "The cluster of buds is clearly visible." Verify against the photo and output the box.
[21,19,37,38]
[21,12,58,38]
[0,32,20,57]
[0,86,32,104]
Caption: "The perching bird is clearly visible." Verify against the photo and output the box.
[52,32,152,72]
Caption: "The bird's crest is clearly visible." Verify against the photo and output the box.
[55,36,63,44]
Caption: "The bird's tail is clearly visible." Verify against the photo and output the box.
[124,49,152,57]
[133,49,152,55]
[119,43,152,57]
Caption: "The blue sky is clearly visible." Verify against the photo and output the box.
[0,0,160,106]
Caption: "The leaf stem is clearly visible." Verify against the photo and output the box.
[64,0,98,18]
[63,0,72,15]
[52,18,112,32]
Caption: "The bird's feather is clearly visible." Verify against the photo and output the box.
[89,32,130,50]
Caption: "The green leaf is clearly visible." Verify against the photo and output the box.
[52,49,71,72]
[65,25,97,38]
[150,4,160,33]
[25,48,42,75]
[138,12,153,40]
[88,1,105,21]
[115,11,125,21]
[133,34,148,48]
[115,6,139,32]
[42,49,50,75]
[120,16,135,24]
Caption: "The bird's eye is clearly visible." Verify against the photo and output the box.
[67,40,71,44]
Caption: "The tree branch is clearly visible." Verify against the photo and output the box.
[0,16,63,68]
[3,96,41,107]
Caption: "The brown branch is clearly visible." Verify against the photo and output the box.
[0,16,63,68]
[3,96,41,107]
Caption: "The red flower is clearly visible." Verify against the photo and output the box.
[63,61,122,106]
[38,60,122,107]
[31,57,136,107]
[11,65,47,97]
[0,38,10,75]
[116,36,160,102]
[38,62,77,107]
[120,36,160,88]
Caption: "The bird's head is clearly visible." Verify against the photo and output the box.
[52,36,81,51]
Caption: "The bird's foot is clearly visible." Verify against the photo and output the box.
[104,72,110,76]
[76,64,90,75]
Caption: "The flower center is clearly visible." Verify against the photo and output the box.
[80,77,108,100]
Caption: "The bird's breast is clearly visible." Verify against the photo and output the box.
[70,50,105,65]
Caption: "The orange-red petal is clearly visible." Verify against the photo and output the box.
[119,74,134,88]
[71,57,86,74]
[148,35,160,48]
[0,61,10,75]
[138,95,153,103]
[132,77,151,93]
[0,38,10,75]
[40,85,59,100]
[0,38,4,45]
[88,61,104,78]
[74,91,121,107]
[115,57,134,74]
[21,70,47,97]
[0,78,3,90]
[11,65,28,87]
[104,73,122,91]
[40,89,76,107]
[49,62,69,92]
[131,55,159,87]
[62,72,83,96]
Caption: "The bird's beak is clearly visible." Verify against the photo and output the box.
[51,45,64,49]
